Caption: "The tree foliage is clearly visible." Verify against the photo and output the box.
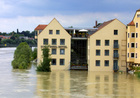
[32,48,37,60]
[12,42,32,69]
[37,46,51,72]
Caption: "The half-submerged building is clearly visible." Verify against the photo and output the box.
[36,18,127,71]
[127,9,140,67]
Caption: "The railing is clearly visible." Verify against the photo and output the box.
[70,63,88,70]
[113,44,119,48]
[113,53,119,58]
[70,33,88,38]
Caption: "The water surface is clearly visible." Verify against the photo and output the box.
[0,47,140,98]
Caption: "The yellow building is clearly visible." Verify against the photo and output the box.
[127,9,140,67]
[37,18,71,70]
[88,19,126,71]
[36,18,127,71]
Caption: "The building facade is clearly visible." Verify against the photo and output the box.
[127,9,140,67]
[88,19,126,71]
[36,18,127,71]
[37,18,71,70]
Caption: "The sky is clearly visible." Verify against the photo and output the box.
[0,0,140,33]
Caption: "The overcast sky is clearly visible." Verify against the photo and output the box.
[0,0,140,32]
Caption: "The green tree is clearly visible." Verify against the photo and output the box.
[12,42,32,69]
[32,48,37,60]
[37,46,51,72]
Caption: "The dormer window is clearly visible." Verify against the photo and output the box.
[137,14,140,17]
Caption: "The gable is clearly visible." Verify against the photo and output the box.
[89,19,126,39]
[38,18,71,38]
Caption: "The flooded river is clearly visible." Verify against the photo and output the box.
[0,48,140,98]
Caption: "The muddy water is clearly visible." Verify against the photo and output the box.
[0,47,140,98]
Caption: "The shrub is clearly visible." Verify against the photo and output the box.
[12,42,32,69]
[37,46,51,72]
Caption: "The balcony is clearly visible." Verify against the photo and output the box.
[113,65,119,72]
[113,44,119,49]
[70,33,88,40]
[113,53,119,58]
[70,64,88,70]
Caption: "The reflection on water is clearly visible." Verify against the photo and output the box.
[0,48,140,98]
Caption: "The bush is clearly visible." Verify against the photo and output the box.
[12,42,32,69]
[37,46,51,72]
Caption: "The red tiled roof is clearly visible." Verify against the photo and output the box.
[97,19,115,31]
[34,25,47,30]
[127,21,135,26]
[88,19,115,37]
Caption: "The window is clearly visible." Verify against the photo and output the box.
[114,30,118,35]
[131,53,134,58]
[43,39,48,45]
[60,39,65,45]
[137,14,140,17]
[60,49,65,54]
[96,60,100,66]
[136,33,138,38]
[52,49,56,54]
[131,33,135,38]
[60,59,65,65]
[96,40,100,46]
[96,50,100,56]
[136,23,138,28]
[105,50,109,56]
[52,59,56,65]
[128,53,129,58]
[114,40,119,48]
[128,33,129,38]
[105,40,109,46]
[56,30,60,34]
[136,53,137,58]
[105,60,109,66]
[52,39,57,45]
[131,43,135,48]
[128,43,129,48]
[49,30,53,34]
[136,43,138,48]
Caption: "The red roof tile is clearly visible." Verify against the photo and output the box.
[127,21,135,26]
[97,19,115,31]
[34,25,47,30]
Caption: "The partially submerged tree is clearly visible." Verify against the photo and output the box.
[37,46,51,72]
[12,42,32,69]
[32,48,37,60]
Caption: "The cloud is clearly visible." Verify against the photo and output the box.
[0,0,14,14]
[0,12,133,33]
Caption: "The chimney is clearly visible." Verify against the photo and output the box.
[93,20,98,28]
[95,20,98,27]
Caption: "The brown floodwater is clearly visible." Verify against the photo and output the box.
[0,47,140,98]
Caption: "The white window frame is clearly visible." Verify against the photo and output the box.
[128,43,129,48]
[131,43,135,48]
[136,53,137,58]
[136,43,138,48]
[136,33,138,38]
[136,23,138,28]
